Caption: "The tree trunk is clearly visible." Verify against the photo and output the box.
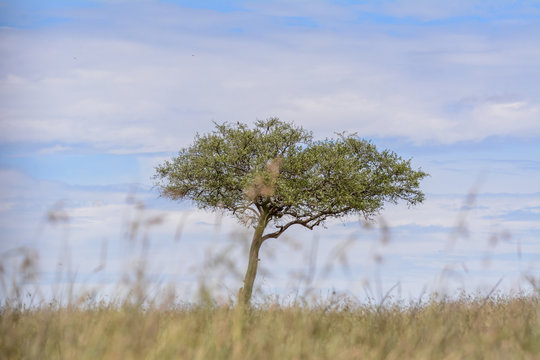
[239,214,267,306]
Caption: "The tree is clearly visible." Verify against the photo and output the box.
[154,118,428,305]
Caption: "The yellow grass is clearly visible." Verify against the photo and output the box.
[2,196,538,359]
[1,294,539,359]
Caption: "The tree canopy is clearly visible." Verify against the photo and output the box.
[155,118,428,304]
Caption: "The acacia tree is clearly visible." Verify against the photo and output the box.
[154,118,428,305]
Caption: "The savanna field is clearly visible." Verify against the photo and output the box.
[2,235,539,360]
[1,293,539,359]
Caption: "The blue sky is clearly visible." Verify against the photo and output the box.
[1,0,539,304]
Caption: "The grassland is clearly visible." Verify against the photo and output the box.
[1,293,539,359]
[2,197,539,359]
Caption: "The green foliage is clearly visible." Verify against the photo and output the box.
[155,118,428,232]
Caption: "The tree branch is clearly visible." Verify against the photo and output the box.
[261,209,343,241]
[233,204,260,217]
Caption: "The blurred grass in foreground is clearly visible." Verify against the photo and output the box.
[2,191,539,359]
[1,294,539,359]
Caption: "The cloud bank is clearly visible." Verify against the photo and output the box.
[1,0,539,154]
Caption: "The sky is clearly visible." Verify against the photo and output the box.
[1,0,539,305]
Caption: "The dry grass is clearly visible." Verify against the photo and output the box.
[2,194,539,359]
[1,293,539,359]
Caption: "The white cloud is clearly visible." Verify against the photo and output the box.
[1,1,539,153]
[37,145,73,154]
